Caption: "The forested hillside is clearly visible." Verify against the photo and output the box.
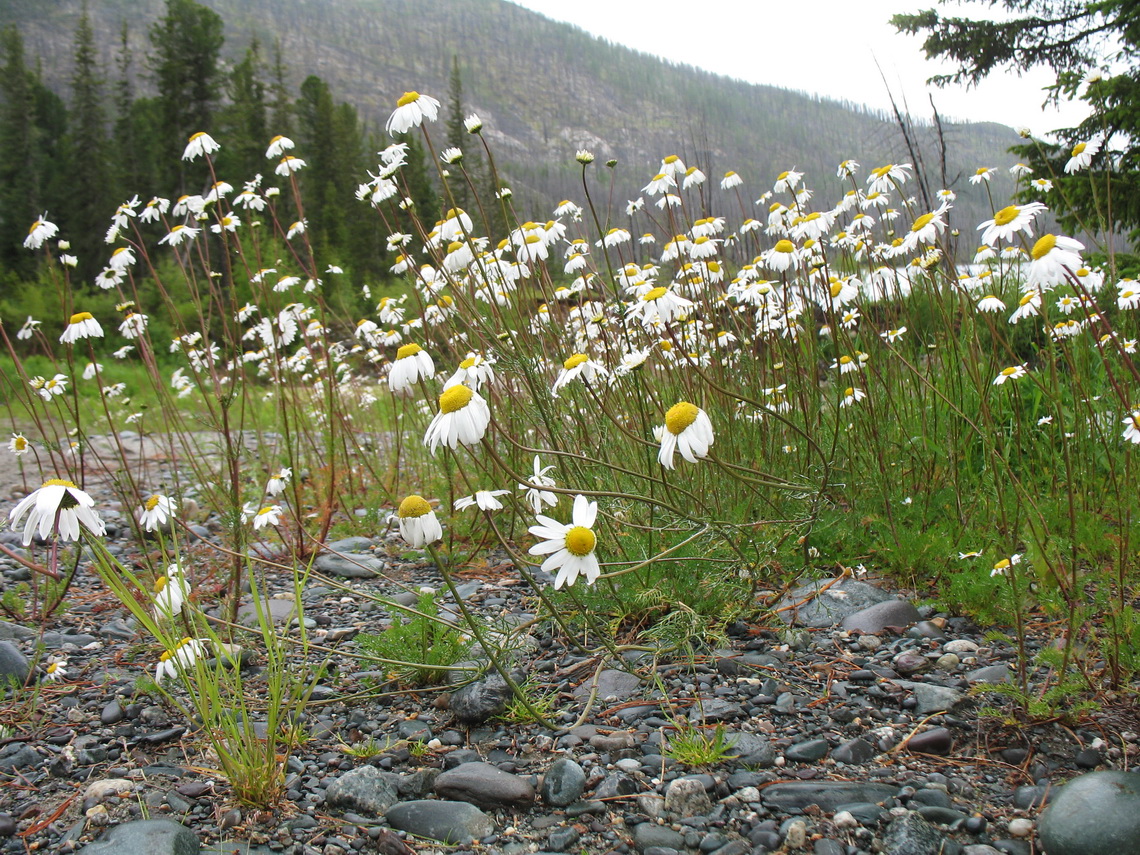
[0,0,1020,289]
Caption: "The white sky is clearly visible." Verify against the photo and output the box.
[510,0,1090,135]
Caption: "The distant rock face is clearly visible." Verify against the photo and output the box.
[1038,771,1140,855]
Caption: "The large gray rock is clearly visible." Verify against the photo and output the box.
[78,819,199,855]
[434,761,535,809]
[664,777,712,817]
[0,621,33,641]
[573,668,641,701]
[892,680,964,715]
[774,578,894,627]
[1038,771,1140,855]
[385,799,493,844]
[840,599,922,633]
[323,765,399,815]
[761,781,897,811]
[0,641,30,687]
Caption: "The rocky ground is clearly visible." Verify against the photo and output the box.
[0,473,1138,855]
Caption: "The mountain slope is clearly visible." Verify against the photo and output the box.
[5,0,1018,224]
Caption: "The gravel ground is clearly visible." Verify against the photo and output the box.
[0,457,1138,855]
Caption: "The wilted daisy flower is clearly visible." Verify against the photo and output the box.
[839,386,866,408]
[265,134,294,158]
[659,402,714,469]
[969,167,995,185]
[978,202,1047,246]
[386,91,440,136]
[552,353,607,397]
[454,489,510,512]
[519,455,558,514]
[137,493,177,531]
[993,364,1028,385]
[266,468,291,497]
[991,553,1022,577]
[155,637,207,683]
[1065,135,1102,173]
[275,155,307,176]
[866,162,911,194]
[43,658,68,682]
[1122,411,1140,444]
[60,312,103,344]
[9,479,106,544]
[976,294,1006,313]
[181,131,220,161]
[880,326,907,344]
[243,503,282,530]
[396,494,442,547]
[720,171,742,190]
[153,563,190,620]
[24,213,58,250]
[528,494,600,589]
[424,384,490,453]
[17,316,40,340]
[445,353,495,391]
[1026,234,1084,289]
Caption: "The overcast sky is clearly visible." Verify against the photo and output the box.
[510,0,1090,135]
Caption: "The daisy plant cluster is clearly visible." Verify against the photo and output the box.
[4,83,1140,757]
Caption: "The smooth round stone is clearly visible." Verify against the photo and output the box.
[935,653,960,670]
[942,640,978,654]
[1038,771,1140,855]
[540,761,583,811]
[385,799,493,845]
[904,727,953,755]
[784,738,830,763]
[1006,818,1033,837]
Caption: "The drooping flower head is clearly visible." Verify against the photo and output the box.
[396,494,442,547]
[386,91,441,136]
[423,384,491,453]
[60,312,103,344]
[659,402,714,469]
[9,479,106,544]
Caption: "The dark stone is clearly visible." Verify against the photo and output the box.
[840,599,921,633]
[904,728,953,755]
[384,799,493,845]
[542,758,586,807]
[0,641,30,686]
[761,782,897,812]
[784,738,829,763]
[633,822,686,852]
[450,672,516,724]
[831,738,876,765]
[434,761,535,809]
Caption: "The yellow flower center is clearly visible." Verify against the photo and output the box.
[564,525,596,557]
[563,353,589,370]
[643,286,668,302]
[447,241,464,254]
[42,479,78,489]
[871,164,892,177]
[398,495,432,519]
[256,506,275,517]
[188,132,205,142]
[1072,142,1086,156]
[396,343,422,359]
[46,662,59,674]
[911,213,934,232]
[665,402,700,436]
[145,495,161,511]
[774,239,795,254]
[270,134,283,144]
[69,312,93,324]
[439,384,474,414]
[664,155,679,164]
[830,281,844,298]
[993,205,1020,227]
[1001,366,1020,376]
[397,91,420,107]
[839,355,852,364]
[13,436,26,451]
[1019,292,1036,307]
[1031,234,1057,260]
[154,575,168,592]
[459,356,477,369]
[993,558,1011,571]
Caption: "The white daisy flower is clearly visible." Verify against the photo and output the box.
[396,494,442,547]
[9,479,106,544]
[658,402,714,469]
[528,494,601,589]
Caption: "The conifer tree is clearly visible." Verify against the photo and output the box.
[0,26,38,276]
